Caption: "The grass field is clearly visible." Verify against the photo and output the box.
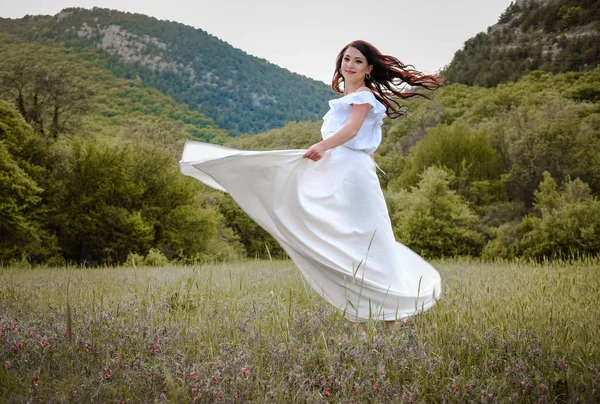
[0,259,599,403]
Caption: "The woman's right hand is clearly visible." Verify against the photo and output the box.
[303,142,327,162]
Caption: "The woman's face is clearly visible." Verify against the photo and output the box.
[341,46,373,84]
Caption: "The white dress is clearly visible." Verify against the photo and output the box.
[179,91,442,322]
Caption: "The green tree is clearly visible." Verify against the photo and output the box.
[0,60,93,138]
[390,122,505,205]
[387,166,483,258]
[520,172,600,259]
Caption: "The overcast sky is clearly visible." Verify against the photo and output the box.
[1,0,513,84]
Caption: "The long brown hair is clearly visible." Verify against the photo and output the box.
[332,40,444,118]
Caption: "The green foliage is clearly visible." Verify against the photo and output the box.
[0,8,334,135]
[502,98,600,205]
[0,59,94,138]
[386,167,484,258]
[0,34,227,142]
[1,8,600,263]
[0,101,59,263]
[443,0,600,87]
[521,172,600,259]
[45,137,229,265]
[218,196,285,259]
[226,120,322,150]
[141,248,170,267]
[390,122,504,205]
[0,141,42,261]
[484,172,600,260]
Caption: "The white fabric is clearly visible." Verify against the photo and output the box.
[179,94,442,322]
[321,91,387,154]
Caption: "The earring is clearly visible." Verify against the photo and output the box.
[365,73,372,80]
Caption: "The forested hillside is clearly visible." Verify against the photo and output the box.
[0,32,243,266]
[1,4,599,266]
[0,7,333,135]
[444,0,600,86]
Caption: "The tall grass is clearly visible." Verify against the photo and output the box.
[0,259,598,402]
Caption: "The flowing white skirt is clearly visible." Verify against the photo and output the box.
[180,141,442,322]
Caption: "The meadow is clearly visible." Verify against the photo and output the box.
[0,259,598,403]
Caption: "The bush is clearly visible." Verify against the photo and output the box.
[387,166,484,258]
[125,248,169,267]
[484,172,600,260]
[521,172,600,259]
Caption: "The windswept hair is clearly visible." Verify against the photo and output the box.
[332,40,444,118]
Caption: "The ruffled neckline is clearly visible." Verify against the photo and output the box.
[328,91,387,117]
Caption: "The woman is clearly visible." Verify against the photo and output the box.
[180,40,443,330]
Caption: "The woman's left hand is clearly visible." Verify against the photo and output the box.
[303,142,327,161]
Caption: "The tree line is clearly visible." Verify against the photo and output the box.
[1,33,599,266]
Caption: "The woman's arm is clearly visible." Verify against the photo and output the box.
[303,103,371,161]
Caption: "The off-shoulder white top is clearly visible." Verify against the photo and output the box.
[320,91,387,154]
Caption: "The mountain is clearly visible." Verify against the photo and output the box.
[443,0,600,87]
[0,8,333,135]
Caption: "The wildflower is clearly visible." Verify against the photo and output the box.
[487,393,494,398]
[327,375,333,381]
[212,375,217,382]
[241,367,250,377]
[5,363,11,369]
[465,383,471,391]
[559,362,567,370]
[452,384,458,393]
[216,360,222,368]
[323,387,330,398]
[32,375,39,386]
[372,343,377,349]
[17,342,23,348]
[62,330,68,337]
[352,388,359,396]
[105,369,113,379]
[192,388,197,393]
[378,368,386,376]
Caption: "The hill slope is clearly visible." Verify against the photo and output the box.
[443,0,600,87]
[0,8,333,135]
